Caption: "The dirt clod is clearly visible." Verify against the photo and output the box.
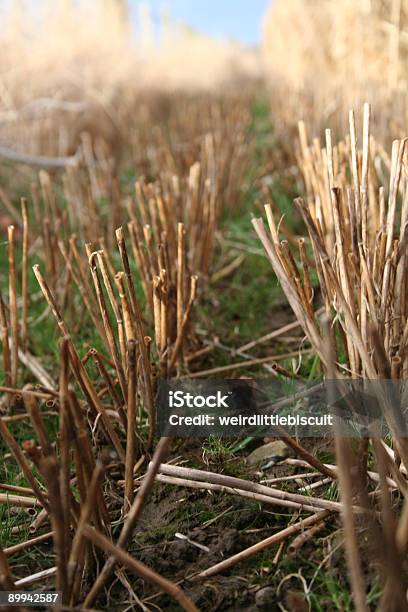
[255,586,276,609]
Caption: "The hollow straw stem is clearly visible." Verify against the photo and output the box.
[115,228,155,446]
[381,139,407,319]
[361,102,371,252]
[90,349,127,429]
[0,493,42,508]
[0,291,11,390]
[324,317,369,612]
[21,199,29,352]
[169,275,198,371]
[349,109,361,235]
[288,521,327,553]
[293,198,378,378]
[160,269,168,374]
[176,222,185,358]
[68,391,111,530]
[97,250,127,370]
[331,187,357,372]
[114,272,135,344]
[23,392,53,457]
[67,457,107,604]
[59,339,72,569]
[58,240,108,345]
[8,225,18,386]
[253,214,326,362]
[271,424,337,479]
[124,340,137,511]
[0,386,54,400]
[372,438,407,608]
[87,251,127,399]
[37,455,69,601]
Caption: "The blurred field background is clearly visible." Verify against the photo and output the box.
[2,1,408,174]
[1,1,408,610]
[263,0,408,148]
[0,0,261,160]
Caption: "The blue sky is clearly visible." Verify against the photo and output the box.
[130,0,269,46]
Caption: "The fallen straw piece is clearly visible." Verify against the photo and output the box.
[4,531,53,557]
[288,520,327,553]
[261,472,320,484]
[184,349,312,378]
[153,463,367,514]
[175,533,210,553]
[236,319,303,353]
[0,483,35,495]
[18,349,56,390]
[155,473,321,513]
[0,493,42,508]
[284,458,398,490]
[0,385,57,399]
[195,510,332,579]
[298,477,332,492]
[15,566,57,587]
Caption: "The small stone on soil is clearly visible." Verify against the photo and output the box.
[246,440,292,467]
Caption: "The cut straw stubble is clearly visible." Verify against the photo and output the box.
[324,316,369,612]
[59,338,73,578]
[58,240,108,346]
[66,456,108,605]
[0,290,11,391]
[7,225,18,386]
[21,198,29,352]
[33,264,126,462]
[36,454,69,600]
[169,274,198,371]
[115,227,156,446]
[83,524,198,612]
[84,436,172,607]
[124,339,138,512]
[0,547,15,590]
[176,222,186,363]
[87,250,127,400]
